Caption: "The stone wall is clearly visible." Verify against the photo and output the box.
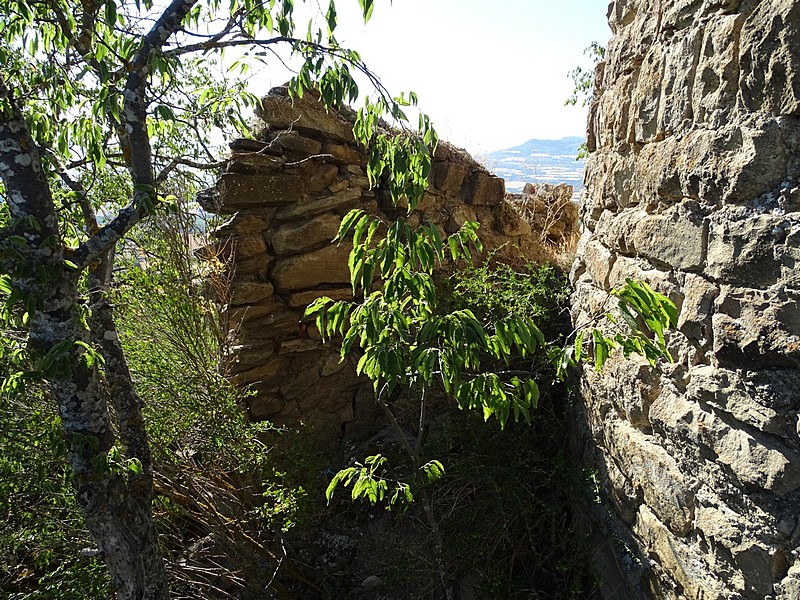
[203,86,578,444]
[572,1,800,598]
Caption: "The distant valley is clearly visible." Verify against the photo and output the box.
[486,136,586,197]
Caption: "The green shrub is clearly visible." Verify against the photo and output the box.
[442,258,570,334]
[0,393,110,598]
[114,209,316,597]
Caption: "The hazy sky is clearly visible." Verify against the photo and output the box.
[253,0,612,155]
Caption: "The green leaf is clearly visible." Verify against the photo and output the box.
[337,209,365,242]
[574,330,584,363]
[448,236,459,261]
[326,0,337,31]
[127,458,143,475]
[326,470,347,503]
[421,460,445,483]
[524,379,540,409]
[593,330,610,371]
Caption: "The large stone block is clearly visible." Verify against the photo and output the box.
[606,419,696,536]
[594,208,640,254]
[307,163,340,193]
[631,45,665,144]
[226,151,285,174]
[445,205,478,235]
[712,285,800,368]
[225,342,276,374]
[692,487,779,600]
[691,14,744,125]
[631,201,707,271]
[323,142,364,165]
[462,172,505,206]
[657,26,702,137]
[633,122,787,205]
[271,243,352,292]
[608,254,681,301]
[777,564,800,600]
[587,356,660,431]
[740,0,800,116]
[229,281,274,305]
[280,358,322,400]
[274,186,363,220]
[633,505,731,600]
[227,234,267,261]
[597,73,635,148]
[257,87,355,142]
[649,391,800,495]
[661,0,702,32]
[607,0,638,35]
[237,308,300,343]
[217,173,305,213]
[271,212,341,255]
[706,209,789,287]
[605,1,660,78]
[582,238,616,289]
[686,365,789,435]
[287,287,353,308]
[582,154,634,225]
[431,161,469,195]
[271,130,323,155]
[231,354,290,386]
[677,273,718,343]
[228,298,287,327]
[213,209,272,237]
[216,235,271,277]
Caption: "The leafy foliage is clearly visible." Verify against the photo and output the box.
[307,212,545,428]
[0,395,109,598]
[442,258,571,331]
[566,41,606,159]
[432,411,600,599]
[565,42,606,108]
[0,1,677,596]
[557,278,678,379]
[303,259,598,598]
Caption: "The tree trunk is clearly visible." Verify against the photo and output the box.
[0,77,169,600]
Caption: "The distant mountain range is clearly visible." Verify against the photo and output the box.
[486,136,586,197]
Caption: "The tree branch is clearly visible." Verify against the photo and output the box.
[123,0,200,187]
[44,0,110,79]
[73,0,201,268]
[163,35,294,57]
[73,197,149,269]
[154,156,229,185]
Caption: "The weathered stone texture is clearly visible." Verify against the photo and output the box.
[208,85,578,445]
[573,1,800,597]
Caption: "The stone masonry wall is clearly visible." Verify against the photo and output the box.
[202,86,578,444]
[572,1,800,598]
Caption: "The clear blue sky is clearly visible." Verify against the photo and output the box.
[255,0,612,154]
